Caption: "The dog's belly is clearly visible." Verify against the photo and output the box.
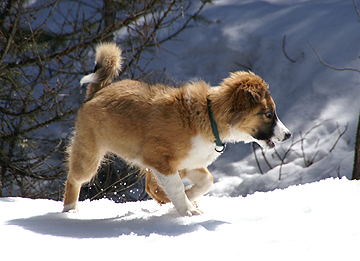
[178,134,220,170]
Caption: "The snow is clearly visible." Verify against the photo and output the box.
[1,178,360,260]
[2,0,360,259]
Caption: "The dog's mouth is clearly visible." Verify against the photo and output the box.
[255,138,275,149]
[266,139,275,149]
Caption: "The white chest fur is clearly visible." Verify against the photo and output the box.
[178,134,221,170]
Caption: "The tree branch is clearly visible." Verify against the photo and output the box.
[353,0,360,20]
[307,40,360,73]
[282,35,296,63]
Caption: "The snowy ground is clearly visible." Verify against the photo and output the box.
[2,178,360,260]
[2,0,360,259]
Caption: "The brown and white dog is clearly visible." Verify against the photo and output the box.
[63,43,291,216]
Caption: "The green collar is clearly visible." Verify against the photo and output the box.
[207,97,226,153]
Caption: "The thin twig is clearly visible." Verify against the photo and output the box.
[308,151,319,166]
[235,62,252,71]
[308,41,360,73]
[282,35,296,63]
[329,122,348,153]
[274,135,296,180]
[90,170,137,200]
[0,10,20,65]
[261,147,273,170]
[353,0,360,20]
[299,131,308,167]
[252,143,263,174]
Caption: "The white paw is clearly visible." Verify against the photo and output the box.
[184,208,203,217]
[178,203,203,216]
[65,209,78,213]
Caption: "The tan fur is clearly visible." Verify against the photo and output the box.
[63,43,285,214]
[83,43,123,101]
[210,71,272,126]
[145,170,170,204]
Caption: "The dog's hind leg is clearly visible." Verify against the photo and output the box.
[183,167,213,202]
[63,134,105,212]
[145,170,171,205]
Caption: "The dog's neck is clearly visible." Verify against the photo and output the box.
[206,97,226,152]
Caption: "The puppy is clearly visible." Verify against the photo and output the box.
[63,42,291,216]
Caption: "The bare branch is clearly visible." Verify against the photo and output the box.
[353,0,360,20]
[282,35,296,63]
[308,40,360,73]
[253,121,348,181]
[252,143,264,174]
[329,122,348,153]
[0,8,20,64]
[235,61,252,71]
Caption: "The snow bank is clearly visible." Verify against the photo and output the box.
[1,178,360,260]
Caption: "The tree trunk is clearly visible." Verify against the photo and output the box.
[352,112,360,179]
[103,0,116,42]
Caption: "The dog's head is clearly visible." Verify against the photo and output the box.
[213,71,291,149]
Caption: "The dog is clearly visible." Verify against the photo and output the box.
[63,42,291,216]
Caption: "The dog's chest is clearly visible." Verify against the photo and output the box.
[178,134,221,170]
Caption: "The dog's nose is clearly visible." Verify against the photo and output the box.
[283,132,291,141]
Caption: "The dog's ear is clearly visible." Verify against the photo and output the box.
[233,77,269,114]
[213,71,269,124]
[228,87,259,124]
[221,71,267,109]
[232,86,261,111]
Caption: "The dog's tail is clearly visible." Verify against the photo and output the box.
[80,42,123,101]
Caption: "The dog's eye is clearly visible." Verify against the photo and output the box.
[265,111,273,119]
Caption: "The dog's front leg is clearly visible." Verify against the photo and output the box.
[152,170,202,216]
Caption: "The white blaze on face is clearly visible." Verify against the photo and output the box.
[273,117,291,142]
[257,117,291,149]
[250,116,291,149]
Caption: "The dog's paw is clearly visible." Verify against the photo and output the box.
[175,198,204,216]
[65,209,78,213]
[178,204,203,216]
[184,208,203,217]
